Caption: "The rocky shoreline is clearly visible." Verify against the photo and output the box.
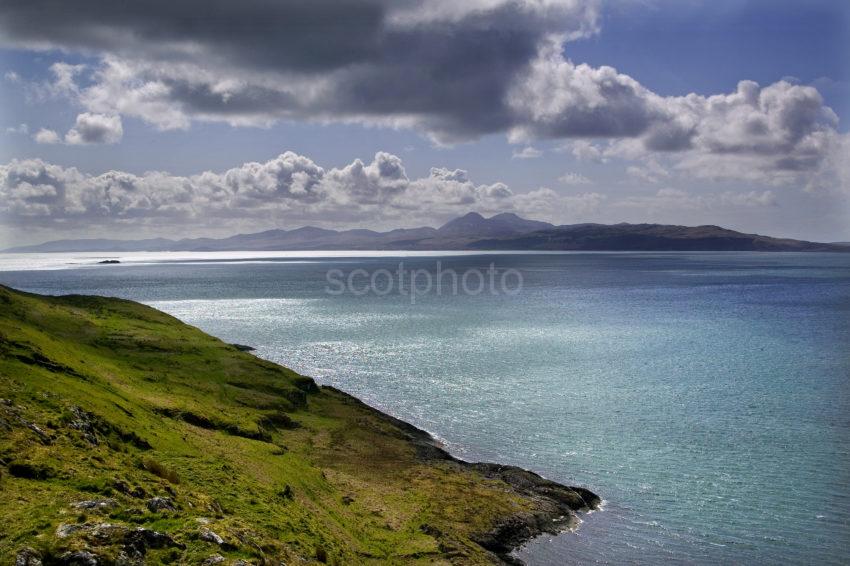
[324,386,601,564]
[1,285,599,565]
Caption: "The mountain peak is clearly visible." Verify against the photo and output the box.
[438,212,553,237]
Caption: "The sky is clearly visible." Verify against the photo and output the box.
[0,0,848,247]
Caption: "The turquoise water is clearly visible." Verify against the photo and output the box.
[1,252,849,564]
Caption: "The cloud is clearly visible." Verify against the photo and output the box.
[626,159,670,184]
[6,123,29,135]
[558,172,592,185]
[33,128,60,144]
[512,146,543,159]
[0,151,592,231]
[0,0,843,189]
[561,140,608,163]
[0,0,600,141]
[64,113,123,145]
[617,187,777,213]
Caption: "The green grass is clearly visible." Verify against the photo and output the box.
[0,285,564,564]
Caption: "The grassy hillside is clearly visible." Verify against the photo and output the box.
[0,286,598,565]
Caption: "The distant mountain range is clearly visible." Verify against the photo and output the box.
[5,212,848,253]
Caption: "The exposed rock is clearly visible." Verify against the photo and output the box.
[199,527,225,545]
[72,498,119,511]
[112,479,147,499]
[26,422,53,445]
[69,406,100,445]
[230,344,255,352]
[15,547,42,566]
[146,496,176,512]
[122,527,184,558]
[114,551,140,566]
[57,551,99,566]
[471,463,600,511]
[56,523,89,538]
[86,523,128,545]
[201,554,225,565]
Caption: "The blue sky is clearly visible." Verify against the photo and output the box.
[0,0,848,246]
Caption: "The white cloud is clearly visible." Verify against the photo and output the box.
[65,113,123,145]
[0,152,595,231]
[512,146,543,159]
[33,128,60,144]
[626,159,670,184]
[560,140,608,163]
[0,1,843,191]
[5,123,29,135]
[558,172,592,185]
[617,187,777,213]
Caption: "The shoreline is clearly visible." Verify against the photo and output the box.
[322,385,601,563]
[0,285,600,565]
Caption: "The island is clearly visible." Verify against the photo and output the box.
[0,285,598,565]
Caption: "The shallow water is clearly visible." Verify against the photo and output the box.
[2,251,848,564]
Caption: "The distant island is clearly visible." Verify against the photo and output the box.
[0,285,599,564]
[6,213,848,253]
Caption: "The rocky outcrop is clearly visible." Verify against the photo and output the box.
[322,385,600,563]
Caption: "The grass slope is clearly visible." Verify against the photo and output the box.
[0,286,597,565]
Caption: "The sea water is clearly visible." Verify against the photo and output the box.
[1,251,848,564]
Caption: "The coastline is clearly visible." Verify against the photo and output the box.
[322,385,601,564]
[0,285,599,565]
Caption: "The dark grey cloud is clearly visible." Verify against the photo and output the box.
[0,0,386,71]
[0,0,843,183]
[0,0,599,139]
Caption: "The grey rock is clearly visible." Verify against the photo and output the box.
[57,551,98,566]
[15,547,42,566]
[72,498,118,511]
[56,523,90,538]
[122,527,184,558]
[69,406,100,445]
[199,527,225,545]
[88,523,128,544]
[146,496,176,512]
[201,554,225,565]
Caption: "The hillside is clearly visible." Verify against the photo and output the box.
[5,214,846,253]
[468,223,843,252]
[0,286,598,565]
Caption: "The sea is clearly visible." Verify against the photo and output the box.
[1,250,848,565]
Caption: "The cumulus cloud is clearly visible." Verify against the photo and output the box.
[0,0,600,141]
[0,151,593,231]
[33,128,60,144]
[0,0,844,189]
[64,113,123,145]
